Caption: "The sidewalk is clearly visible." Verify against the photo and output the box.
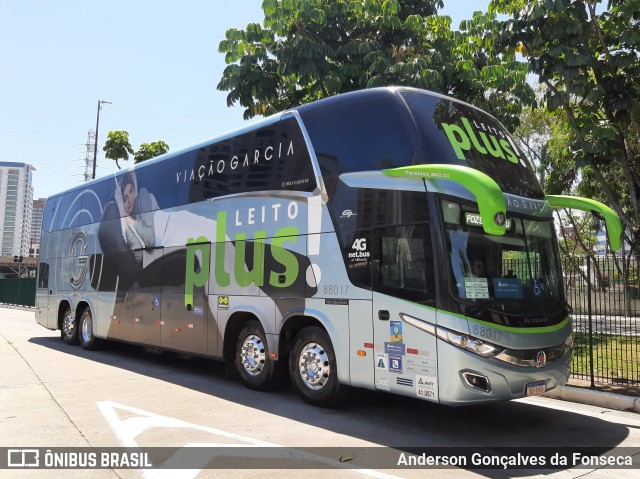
[544,378,640,413]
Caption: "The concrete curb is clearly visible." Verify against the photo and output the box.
[544,386,640,413]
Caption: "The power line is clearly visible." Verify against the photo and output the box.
[0,143,87,154]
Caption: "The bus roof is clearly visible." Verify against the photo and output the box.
[48,87,540,202]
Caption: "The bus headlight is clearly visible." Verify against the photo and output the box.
[436,326,505,358]
[400,313,572,365]
[399,313,504,358]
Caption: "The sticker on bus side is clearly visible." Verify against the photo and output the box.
[218,296,229,310]
[389,355,403,374]
[415,374,438,401]
[376,353,389,370]
[390,321,403,343]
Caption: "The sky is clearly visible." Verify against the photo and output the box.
[0,0,490,200]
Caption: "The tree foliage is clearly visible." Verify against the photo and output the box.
[134,141,170,164]
[104,131,170,168]
[490,0,640,253]
[515,98,579,196]
[103,130,134,170]
[217,0,535,131]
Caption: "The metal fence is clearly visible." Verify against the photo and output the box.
[563,255,640,388]
[0,278,36,307]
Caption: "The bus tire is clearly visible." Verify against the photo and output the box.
[289,326,341,407]
[61,305,79,345]
[78,307,100,350]
[234,320,282,391]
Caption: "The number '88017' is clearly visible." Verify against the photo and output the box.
[472,324,502,342]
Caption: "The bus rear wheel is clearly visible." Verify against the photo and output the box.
[78,307,100,350]
[289,327,341,407]
[61,305,79,345]
[234,320,283,391]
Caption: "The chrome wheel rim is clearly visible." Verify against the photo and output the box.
[81,315,92,343]
[240,334,265,376]
[63,310,75,337]
[298,342,330,390]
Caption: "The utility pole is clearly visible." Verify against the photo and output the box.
[92,100,112,180]
[84,129,96,182]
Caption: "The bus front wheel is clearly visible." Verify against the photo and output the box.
[61,305,79,345]
[289,327,341,407]
[234,320,282,391]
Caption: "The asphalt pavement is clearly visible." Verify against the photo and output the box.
[1,305,639,479]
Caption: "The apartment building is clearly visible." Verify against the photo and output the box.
[0,162,35,257]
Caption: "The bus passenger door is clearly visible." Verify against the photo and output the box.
[131,247,162,347]
[131,292,160,345]
[161,244,209,355]
[348,299,373,388]
[371,224,439,401]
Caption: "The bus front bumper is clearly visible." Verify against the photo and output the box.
[436,339,572,406]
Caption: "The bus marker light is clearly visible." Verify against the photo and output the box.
[269,353,278,359]
[364,342,374,349]
[356,350,366,357]
[407,348,418,355]
[174,328,181,332]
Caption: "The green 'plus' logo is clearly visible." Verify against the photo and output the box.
[441,117,520,164]
[184,211,300,306]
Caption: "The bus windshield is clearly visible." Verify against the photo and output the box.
[441,199,565,321]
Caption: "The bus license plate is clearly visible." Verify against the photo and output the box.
[526,381,546,396]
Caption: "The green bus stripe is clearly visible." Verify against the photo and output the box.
[393,297,571,334]
[464,315,571,334]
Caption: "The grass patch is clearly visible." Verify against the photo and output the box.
[571,332,640,384]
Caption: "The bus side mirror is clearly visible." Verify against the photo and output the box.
[546,195,623,251]
[383,164,507,236]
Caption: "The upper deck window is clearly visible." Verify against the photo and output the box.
[183,117,317,203]
[298,91,419,178]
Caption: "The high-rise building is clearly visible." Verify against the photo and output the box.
[0,162,35,257]
[30,197,46,257]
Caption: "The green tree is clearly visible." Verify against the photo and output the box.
[217,0,535,131]
[103,130,134,170]
[514,99,579,196]
[134,141,170,164]
[490,0,640,254]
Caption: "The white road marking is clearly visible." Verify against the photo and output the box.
[97,401,404,479]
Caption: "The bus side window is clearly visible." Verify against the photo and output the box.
[343,230,372,290]
[372,224,435,305]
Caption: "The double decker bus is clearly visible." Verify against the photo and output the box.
[35,87,622,406]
